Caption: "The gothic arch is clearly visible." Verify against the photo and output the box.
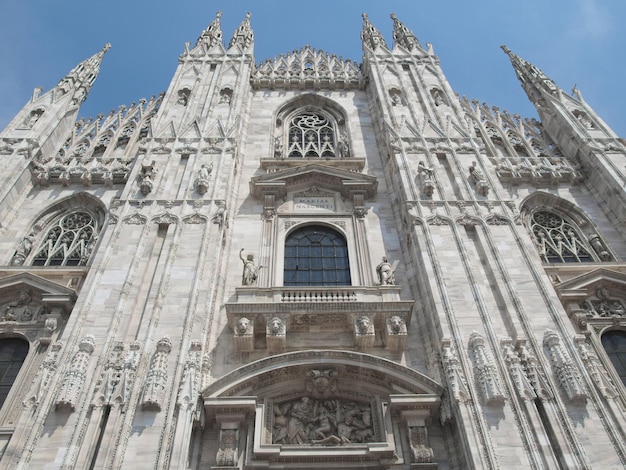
[200,351,441,468]
[275,94,347,128]
[520,191,613,262]
[203,350,442,398]
[273,94,350,160]
[10,193,106,267]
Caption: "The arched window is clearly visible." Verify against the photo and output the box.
[287,112,336,158]
[530,210,594,263]
[284,226,351,286]
[0,338,29,409]
[602,331,626,387]
[32,211,98,266]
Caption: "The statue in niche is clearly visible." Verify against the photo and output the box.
[24,109,44,128]
[574,110,594,129]
[469,161,489,196]
[140,161,156,196]
[336,132,350,158]
[274,137,283,158]
[235,317,250,336]
[431,88,445,106]
[390,90,402,106]
[177,88,190,106]
[195,163,213,195]
[239,249,259,286]
[11,233,35,265]
[418,161,435,197]
[376,256,397,285]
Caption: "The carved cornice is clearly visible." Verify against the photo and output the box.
[250,163,377,200]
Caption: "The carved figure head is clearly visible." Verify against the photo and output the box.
[235,317,250,335]
[389,315,405,334]
[356,316,371,334]
[269,317,283,335]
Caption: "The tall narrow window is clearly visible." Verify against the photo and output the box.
[284,226,350,286]
[32,211,98,266]
[602,331,626,387]
[0,339,29,409]
[287,112,336,158]
[530,210,594,263]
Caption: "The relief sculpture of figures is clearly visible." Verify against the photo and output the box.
[376,256,397,285]
[239,249,259,286]
[273,396,374,446]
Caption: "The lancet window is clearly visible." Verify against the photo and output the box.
[32,211,99,266]
[287,112,336,158]
[530,210,594,263]
[284,225,351,286]
[602,331,626,387]
[0,338,28,408]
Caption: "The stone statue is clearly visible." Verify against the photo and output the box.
[418,161,434,178]
[11,233,35,265]
[337,132,350,158]
[274,137,283,158]
[239,249,259,286]
[432,88,445,106]
[469,161,489,196]
[196,163,213,195]
[376,256,396,285]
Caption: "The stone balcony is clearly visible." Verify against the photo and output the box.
[225,286,413,353]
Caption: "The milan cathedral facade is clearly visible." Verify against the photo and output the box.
[0,11,625,469]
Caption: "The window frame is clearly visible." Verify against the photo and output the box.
[283,224,352,287]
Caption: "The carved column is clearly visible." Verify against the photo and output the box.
[141,337,172,411]
[468,331,505,405]
[543,329,587,403]
[56,335,96,411]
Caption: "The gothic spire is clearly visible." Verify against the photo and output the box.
[390,13,420,50]
[228,12,254,50]
[196,11,223,48]
[360,13,387,51]
[501,45,559,104]
[56,43,111,106]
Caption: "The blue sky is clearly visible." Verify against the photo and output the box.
[1,1,625,136]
